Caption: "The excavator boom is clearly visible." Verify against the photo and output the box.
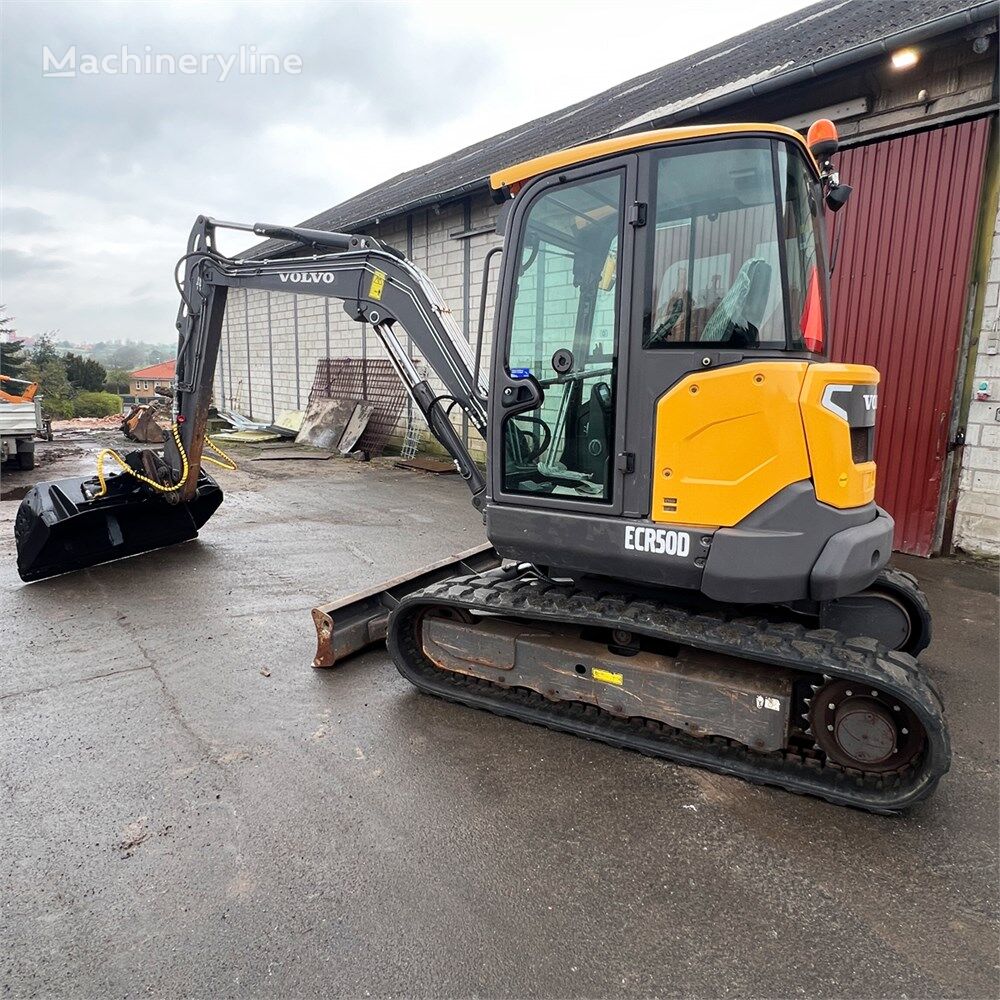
[0,375,39,404]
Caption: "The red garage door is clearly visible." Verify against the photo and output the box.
[828,118,991,555]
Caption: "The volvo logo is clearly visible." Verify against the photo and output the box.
[279,272,335,284]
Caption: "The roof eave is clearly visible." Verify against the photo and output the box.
[621,0,998,132]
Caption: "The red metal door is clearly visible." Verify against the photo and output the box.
[828,119,991,555]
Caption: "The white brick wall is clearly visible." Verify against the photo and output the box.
[217,195,502,461]
[954,190,1000,556]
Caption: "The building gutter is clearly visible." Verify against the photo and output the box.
[250,1,997,257]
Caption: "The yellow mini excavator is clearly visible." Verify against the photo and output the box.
[15,121,948,811]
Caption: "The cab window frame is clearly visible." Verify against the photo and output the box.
[500,168,625,504]
[774,138,832,355]
[488,153,637,516]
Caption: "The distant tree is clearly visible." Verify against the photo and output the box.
[25,357,74,419]
[31,332,59,365]
[0,340,28,379]
[109,343,146,369]
[0,305,15,339]
[0,306,27,379]
[103,366,132,394]
[65,352,107,392]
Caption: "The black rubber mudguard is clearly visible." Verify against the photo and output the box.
[387,570,950,814]
[14,470,223,582]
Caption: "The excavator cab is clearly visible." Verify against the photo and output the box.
[481,128,878,607]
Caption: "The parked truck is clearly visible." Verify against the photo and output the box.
[0,376,43,471]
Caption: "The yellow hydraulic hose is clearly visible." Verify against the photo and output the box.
[94,423,236,497]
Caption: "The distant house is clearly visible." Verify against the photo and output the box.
[126,360,175,404]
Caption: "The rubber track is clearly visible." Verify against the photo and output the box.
[387,570,950,814]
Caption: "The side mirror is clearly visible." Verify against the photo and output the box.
[807,118,852,213]
[825,184,853,213]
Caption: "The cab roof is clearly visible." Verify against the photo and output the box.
[489,122,813,194]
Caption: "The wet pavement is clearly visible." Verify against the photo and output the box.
[1,435,998,998]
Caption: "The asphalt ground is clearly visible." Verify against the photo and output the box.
[2,435,998,999]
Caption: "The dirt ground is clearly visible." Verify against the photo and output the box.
[1,434,998,999]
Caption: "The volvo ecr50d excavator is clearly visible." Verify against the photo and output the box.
[15,121,949,811]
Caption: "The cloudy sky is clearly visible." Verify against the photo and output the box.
[1,0,814,345]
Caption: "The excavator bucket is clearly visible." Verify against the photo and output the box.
[14,470,223,582]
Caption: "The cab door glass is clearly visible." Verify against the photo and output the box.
[644,140,786,348]
[503,172,623,502]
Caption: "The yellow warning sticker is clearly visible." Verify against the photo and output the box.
[368,269,386,301]
[592,667,623,687]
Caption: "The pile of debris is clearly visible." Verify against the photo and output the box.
[121,401,168,443]
[51,414,123,431]
[212,402,373,456]
[210,409,301,444]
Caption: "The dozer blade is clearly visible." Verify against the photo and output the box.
[311,542,502,667]
[14,470,223,582]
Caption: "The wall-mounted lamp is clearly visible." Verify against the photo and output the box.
[891,48,919,70]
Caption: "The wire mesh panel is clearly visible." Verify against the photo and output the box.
[308,358,408,456]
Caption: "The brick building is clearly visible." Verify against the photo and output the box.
[217,0,999,555]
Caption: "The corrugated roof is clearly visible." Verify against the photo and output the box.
[131,360,176,379]
[252,0,993,257]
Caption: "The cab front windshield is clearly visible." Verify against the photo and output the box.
[644,138,826,352]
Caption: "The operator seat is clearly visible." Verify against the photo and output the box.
[701,258,771,347]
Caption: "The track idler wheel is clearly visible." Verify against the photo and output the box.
[808,679,925,773]
[820,570,932,657]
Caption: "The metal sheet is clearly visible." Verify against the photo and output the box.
[395,457,458,474]
[827,118,991,556]
[250,449,335,461]
[295,397,356,450]
[338,401,376,454]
